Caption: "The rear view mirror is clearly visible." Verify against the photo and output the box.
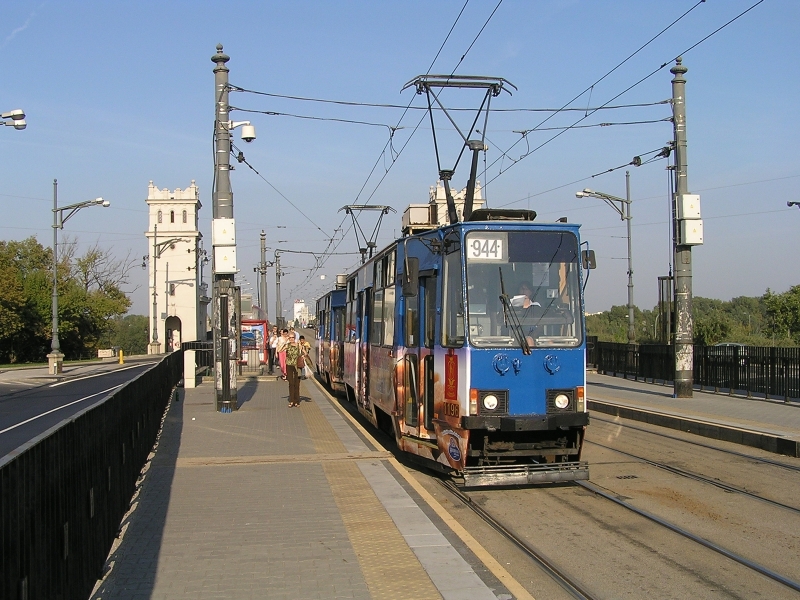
[581,249,596,270]
[403,257,419,297]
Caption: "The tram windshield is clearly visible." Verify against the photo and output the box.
[465,230,582,348]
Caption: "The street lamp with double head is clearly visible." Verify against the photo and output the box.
[576,171,635,343]
[48,179,110,374]
[1,109,26,130]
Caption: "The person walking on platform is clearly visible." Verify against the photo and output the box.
[276,328,290,380]
[298,335,311,379]
[268,325,279,375]
[285,337,302,407]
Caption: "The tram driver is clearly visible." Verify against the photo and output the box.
[511,281,542,347]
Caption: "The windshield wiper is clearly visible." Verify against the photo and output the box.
[498,266,531,355]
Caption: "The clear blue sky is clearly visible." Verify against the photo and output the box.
[1,0,798,320]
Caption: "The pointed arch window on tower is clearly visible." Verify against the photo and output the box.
[157,210,162,224]
[170,210,175,223]
[182,210,187,224]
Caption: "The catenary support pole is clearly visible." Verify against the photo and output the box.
[260,231,269,323]
[626,170,635,344]
[212,44,237,411]
[671,57,693,398]
[275,251,282,329]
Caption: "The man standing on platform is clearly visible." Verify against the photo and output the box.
[268,325,279,375]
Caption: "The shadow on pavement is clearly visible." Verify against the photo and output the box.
[237,380,259,407]
[90,389,184,599]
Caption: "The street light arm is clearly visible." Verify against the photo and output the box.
[575,189,627,220]
[55,198,108,228]
[153,238,190,258]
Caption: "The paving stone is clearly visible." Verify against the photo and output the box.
[91,377,505,600]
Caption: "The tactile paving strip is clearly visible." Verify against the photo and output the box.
[300,400,442,599]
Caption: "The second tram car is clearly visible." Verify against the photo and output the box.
[316,208,593,486]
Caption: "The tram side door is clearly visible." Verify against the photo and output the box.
[420,274,437,435]
[401,274,437,439]
[359,288,372,413]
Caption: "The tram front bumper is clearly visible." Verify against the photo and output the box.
[461,412,589,431]
[462,461,589,487]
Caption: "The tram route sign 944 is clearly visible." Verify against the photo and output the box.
[467,232,507,262]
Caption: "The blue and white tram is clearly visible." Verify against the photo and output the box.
[315,288,346,393]
[317,208,592,486]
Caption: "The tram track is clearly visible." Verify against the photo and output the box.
[441,474,800,597]
[322,377,800,595]
[591,414,800,473]
[576,479,800,594]
[437,478,598,600]
[585,439,800,515]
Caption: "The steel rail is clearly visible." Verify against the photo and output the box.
[437,479,598,600]
[591,414,800,473]
[586,439,800,515]
[578,480,800,594]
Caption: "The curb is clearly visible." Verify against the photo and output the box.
[588,400,800,458]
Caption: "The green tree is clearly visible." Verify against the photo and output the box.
[587,290,798,348]
[763,285,800,344]
[0,237,134,362]
[109,314,149,355]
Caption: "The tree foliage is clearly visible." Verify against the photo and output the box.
[587,287,799,347]
[107,314,149,356]
[763,285,800,344]
[0,237,135,363]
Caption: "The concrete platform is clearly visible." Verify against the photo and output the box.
[90,375,526,600]
[587,372,800,457]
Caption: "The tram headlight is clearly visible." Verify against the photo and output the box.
[482,394,498,411]
[554,393,570,409]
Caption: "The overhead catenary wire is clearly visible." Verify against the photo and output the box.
[496,146,670,209]
[230,141,331,239]
[484,0,765,186]
[228,85,671,113]
[289,0,486,291]
[230,106,403,131]
[449,0,503,76]
[295,0,680,297]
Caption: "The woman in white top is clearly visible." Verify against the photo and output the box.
[276,329,290,380]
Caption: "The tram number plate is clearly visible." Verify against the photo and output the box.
[468,236,506,261]
[442,402,460,418]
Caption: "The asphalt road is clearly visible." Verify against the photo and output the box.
[0,359,159,458]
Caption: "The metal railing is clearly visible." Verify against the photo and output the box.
[594,342,800,401]
[182,340,213,375]
[0,351,183,599]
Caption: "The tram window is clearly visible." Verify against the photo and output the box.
[442,251,465,347]
[371,289,384,346]
[424,276,436,349]
[465,230,581,348]
[375,260,384,289]
[404,354,419,427]
[348,300,357,342]
[383,287,395,347]
[335,308,345,342]
[405,291,419,348]
[386,251,396,286]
